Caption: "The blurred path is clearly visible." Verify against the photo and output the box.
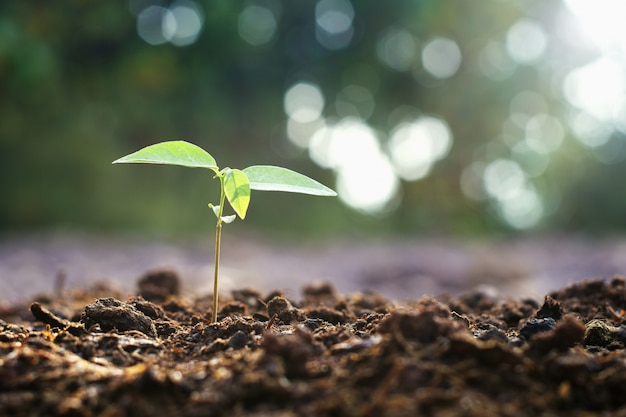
[1,231,626,303]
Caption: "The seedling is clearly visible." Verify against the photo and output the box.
[113,140,336,322]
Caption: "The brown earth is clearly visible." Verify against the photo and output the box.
[3,270,626,416]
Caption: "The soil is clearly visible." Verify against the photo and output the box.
[4,269,626,416]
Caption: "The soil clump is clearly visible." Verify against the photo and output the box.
[3,272,626,416]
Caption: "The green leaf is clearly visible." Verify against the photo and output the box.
[223,168,251,219]
[112,140,218,170]
[243,165,337,196]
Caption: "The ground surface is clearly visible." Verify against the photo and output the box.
[4,272,626,416]
[3,231,626,303]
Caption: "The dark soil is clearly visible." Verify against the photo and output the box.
[4,270,626,416]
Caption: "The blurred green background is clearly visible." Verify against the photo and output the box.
[2,0,625,238]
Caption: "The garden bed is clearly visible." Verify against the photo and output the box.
[2,269,626,416]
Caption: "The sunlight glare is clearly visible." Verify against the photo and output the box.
[565,0,626,53]
[336,154,399,214]
[563,57,625,121]
[309,118,399,213]
[389,116,453,181]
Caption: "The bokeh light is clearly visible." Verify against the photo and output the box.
[509,91,548,127]
[286,117,325,149]
[309,118,399,213]
[11,1,626,235]
[136,1,203,47]
[460,162,487,202]
[421,37,462,79]
[376,27,419,72]
[167,1,204,46]
[497,184,544,230]
[126,0,626,231]
[524,114,564,154]
[335,85,375,120]
[482,159,543,229]
[315,0,355,50]
[284,82,325,123]
[564,0,626,53]
[511,142,550,178]
[238,5,278,46]
[478,40,516,81]
[137,6,172,46]
[483,159,526,202]
[505,19,547,64]
[563,58,625,121]
[389,116,453,181]
[568,111,612,148]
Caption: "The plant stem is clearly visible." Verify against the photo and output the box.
[212,221,222,323]
[211,175,227,323]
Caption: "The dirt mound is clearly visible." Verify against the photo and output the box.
[3,275,626,416]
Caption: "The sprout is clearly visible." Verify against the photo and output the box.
[113,140,336,322]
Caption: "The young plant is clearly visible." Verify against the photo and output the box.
[113,140,336,322]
